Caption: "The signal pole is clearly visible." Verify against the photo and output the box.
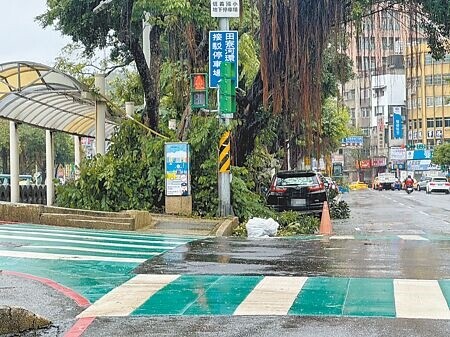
[218,16,231,217]
[210,1,239,217]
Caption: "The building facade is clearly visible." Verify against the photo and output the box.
[406,45,450,147]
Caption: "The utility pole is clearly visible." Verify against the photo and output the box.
[210,1,239,217]
[218,16,231,217]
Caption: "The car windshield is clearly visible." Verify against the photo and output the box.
[277,176,317,186]
[432,178,447,182]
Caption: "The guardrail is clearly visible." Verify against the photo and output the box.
[0,185,47,205]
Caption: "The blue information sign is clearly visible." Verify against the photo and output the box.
[393,110,403,139]
[209,31,238,88]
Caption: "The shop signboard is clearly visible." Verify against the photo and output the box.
[390,147,406,161]
[371,157,387,167]
[407,160,441,171]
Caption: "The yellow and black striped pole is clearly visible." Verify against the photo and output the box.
[218,130,232,216]
[219,131,231,173]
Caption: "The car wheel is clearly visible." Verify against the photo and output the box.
[446,190,450,195]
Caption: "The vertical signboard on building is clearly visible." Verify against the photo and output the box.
[165,142,190,196]
[393,106,403,139]
[209,31,238,88]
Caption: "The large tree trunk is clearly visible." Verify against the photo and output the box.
[234,72,265,166]
[118,1,161,131]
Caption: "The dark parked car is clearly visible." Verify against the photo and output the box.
[266,170,327,215]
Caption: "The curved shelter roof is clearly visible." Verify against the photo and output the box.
[0,61,121,138]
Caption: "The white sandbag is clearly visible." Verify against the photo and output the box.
[246,217,279,238]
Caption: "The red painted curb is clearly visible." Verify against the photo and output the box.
[1,270,90,307]
[64,317,96,337]
[0,220,18,224]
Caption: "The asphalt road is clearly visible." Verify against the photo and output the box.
[1,189,449,336]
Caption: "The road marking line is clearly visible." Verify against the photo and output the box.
[407,206,413,209]
[63,317,96,337]
[394,279,450,319]
[419,211,429,216]
[392,200,398,203]
[0,224,198,241]
[19,246,159,256]
[329,235,355,240]
[398,203,405,206]
[2,270,90,307]
[0,228,188,245]
[398,235,429,241]
[234,276,307,315]
[0,250,146,263]
[0,234,173,250]
[78,274,180,317]
[354,228,361,231]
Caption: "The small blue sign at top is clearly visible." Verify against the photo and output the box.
[209,31,238,88]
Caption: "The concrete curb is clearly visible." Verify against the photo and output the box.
[0,306,52,335]
[214,216,239,236]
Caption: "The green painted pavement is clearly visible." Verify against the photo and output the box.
[343,278,395,317]
[182,275,263,315]
[289,277,349,316]
[438,280,450,309]
[0,257,136,302]
[133,275,221,315]
[0,223,199,302]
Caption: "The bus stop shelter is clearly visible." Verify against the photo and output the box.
[0,61,123,205]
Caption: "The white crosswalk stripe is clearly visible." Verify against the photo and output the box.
[398,235,429,241]
[394,279,450,319]
[0,224,194,263]
[234,276,307,315]
[0,250,146,263]
[78,274,180,317]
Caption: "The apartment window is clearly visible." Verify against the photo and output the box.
[375,106,383,115]
[435,118,443,127]
[413,120,417,129]
[425,76,433,85]
[425,54,433,65]
[426,97,434,107]
[362,128,370,136]
[427,118,435,128]
[435,96,443,106]
[444,55,450,63]
[445,117,450,127]
[433,75,442,86]
[445,96,450,106]
[419,120,423,128]
[361,108,368,118]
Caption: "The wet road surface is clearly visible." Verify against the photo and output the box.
[1,189,450,336]
[134,236,450,279]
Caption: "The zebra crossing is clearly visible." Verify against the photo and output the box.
[0,223,199,302]
[79,274,450,319]
[0,223,196,263]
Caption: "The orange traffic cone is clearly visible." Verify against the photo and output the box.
[319,201,332,235]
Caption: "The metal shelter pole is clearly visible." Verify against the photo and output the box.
[45,130,54,206]
[95,74,106,155]
[9,121,19,203]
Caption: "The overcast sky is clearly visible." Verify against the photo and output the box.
[0,0,72,66]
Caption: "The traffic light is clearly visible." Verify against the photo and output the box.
[190,73,208,109]
[219,62,236,115]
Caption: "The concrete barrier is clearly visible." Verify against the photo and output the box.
[0,201,153,231]
[214,216,240,236]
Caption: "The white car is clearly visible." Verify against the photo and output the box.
[426,177,450,194]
